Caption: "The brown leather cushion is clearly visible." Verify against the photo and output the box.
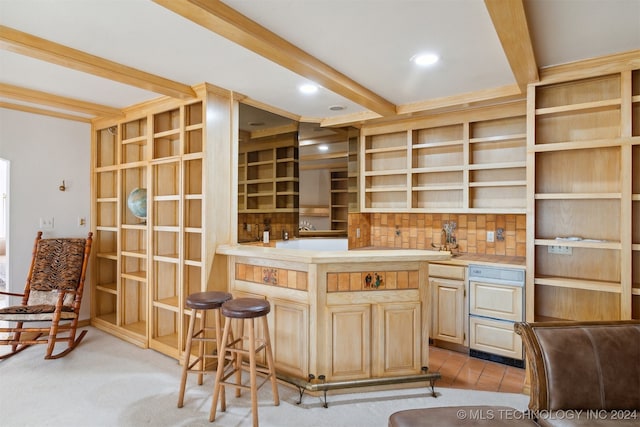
[222,298,270,318]
[535,410,640,427]
[186,291,232,310]
[388,406,538,427]
[533,324,640,410]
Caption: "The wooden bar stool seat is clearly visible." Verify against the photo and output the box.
[177,291,232,408]
[210,298,279,427]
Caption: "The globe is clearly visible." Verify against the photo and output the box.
[127,187,147,220]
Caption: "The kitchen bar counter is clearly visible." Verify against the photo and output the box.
[217,244,451,263]
[434,253,525,268]
[216,244,451,384]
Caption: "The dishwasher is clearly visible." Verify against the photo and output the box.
[468,264,525,368]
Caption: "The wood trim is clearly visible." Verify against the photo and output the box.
[320,111,382,128]
[0,25,197,100]
[398,84,523,117]
[0,101,91,123]
[484,0,539,92]
[0,83,122,117]
[537,49,640,85]
[361,100,526,136]
[299,161,346,171]
[153,0,397,116]
[239,97,302,123]
[249,123,299,139]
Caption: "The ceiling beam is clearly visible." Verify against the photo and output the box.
[484,0,539,92]
[0,25,197,100]
[0,83,123,117]
[153,0,398,116]
[0,101,91,123]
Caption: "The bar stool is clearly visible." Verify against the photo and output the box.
[177,291,232,408]
[210,298,279,427]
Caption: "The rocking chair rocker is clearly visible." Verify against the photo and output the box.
[0,231,92,360]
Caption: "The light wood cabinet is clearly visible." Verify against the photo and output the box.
[326,301,422,380]
[429,263,467,346]
[527,67,640,322]
[91,86,233,359]
[360,103,526,213]
[327,304,371,379]
[219,246,443,382]
[271,298,309,378]
[468,316,523,360]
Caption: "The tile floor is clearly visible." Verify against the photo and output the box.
[429,346,526,394]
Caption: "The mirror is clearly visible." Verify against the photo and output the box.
[237,103,358,242]
[298,124,358,237]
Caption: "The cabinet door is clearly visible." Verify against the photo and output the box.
[469,280,523,322]
[326,304,371,380]
[373,302,421,376]
[469,317,523,360]
[431,277,465,345]
[271,298,309,378]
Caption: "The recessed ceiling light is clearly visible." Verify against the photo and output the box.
[411,53,439,66]
[299,84,319,94]
[248,121,265,126]
[329,105,346,111]
[318,144,329,151]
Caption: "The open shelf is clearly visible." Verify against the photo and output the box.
[528,70,637,322]
[238,132,298,213]
[92,95,215,357]
[361,109,526,212]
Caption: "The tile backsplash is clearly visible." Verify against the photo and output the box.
[348,213,526,257]
[238,212,298,243]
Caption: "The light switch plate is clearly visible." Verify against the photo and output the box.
[40,217,54,229]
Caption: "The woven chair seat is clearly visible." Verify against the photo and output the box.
[0,304,76,321]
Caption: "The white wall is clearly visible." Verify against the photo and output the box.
[0,108,92,319]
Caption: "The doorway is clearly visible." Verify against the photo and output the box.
[0,158,8,307]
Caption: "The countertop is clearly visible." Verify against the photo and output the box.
[432,253,526,268]
[353,246,525,268]
[216,244,451,264]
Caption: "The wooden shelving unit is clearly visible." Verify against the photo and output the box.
[468,117,526,211]
[348,135,359,212]
[411,124,464,211]
[527,69,640,322]
[632,69,640,319]
[330,170,348,231]
[238,132,299,213]
[360,104,526,213]
[363,131,408,211]
[92,87,233,359]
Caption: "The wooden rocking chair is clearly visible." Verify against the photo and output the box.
[0,231,92,360]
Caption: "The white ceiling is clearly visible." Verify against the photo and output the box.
[0,0,638,126]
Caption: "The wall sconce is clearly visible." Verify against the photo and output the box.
[59,180,66,192]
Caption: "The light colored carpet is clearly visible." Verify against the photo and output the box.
[0,326,529,427]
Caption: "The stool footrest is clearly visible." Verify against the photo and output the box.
[225,343,267,355]
[220,371,276,392]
